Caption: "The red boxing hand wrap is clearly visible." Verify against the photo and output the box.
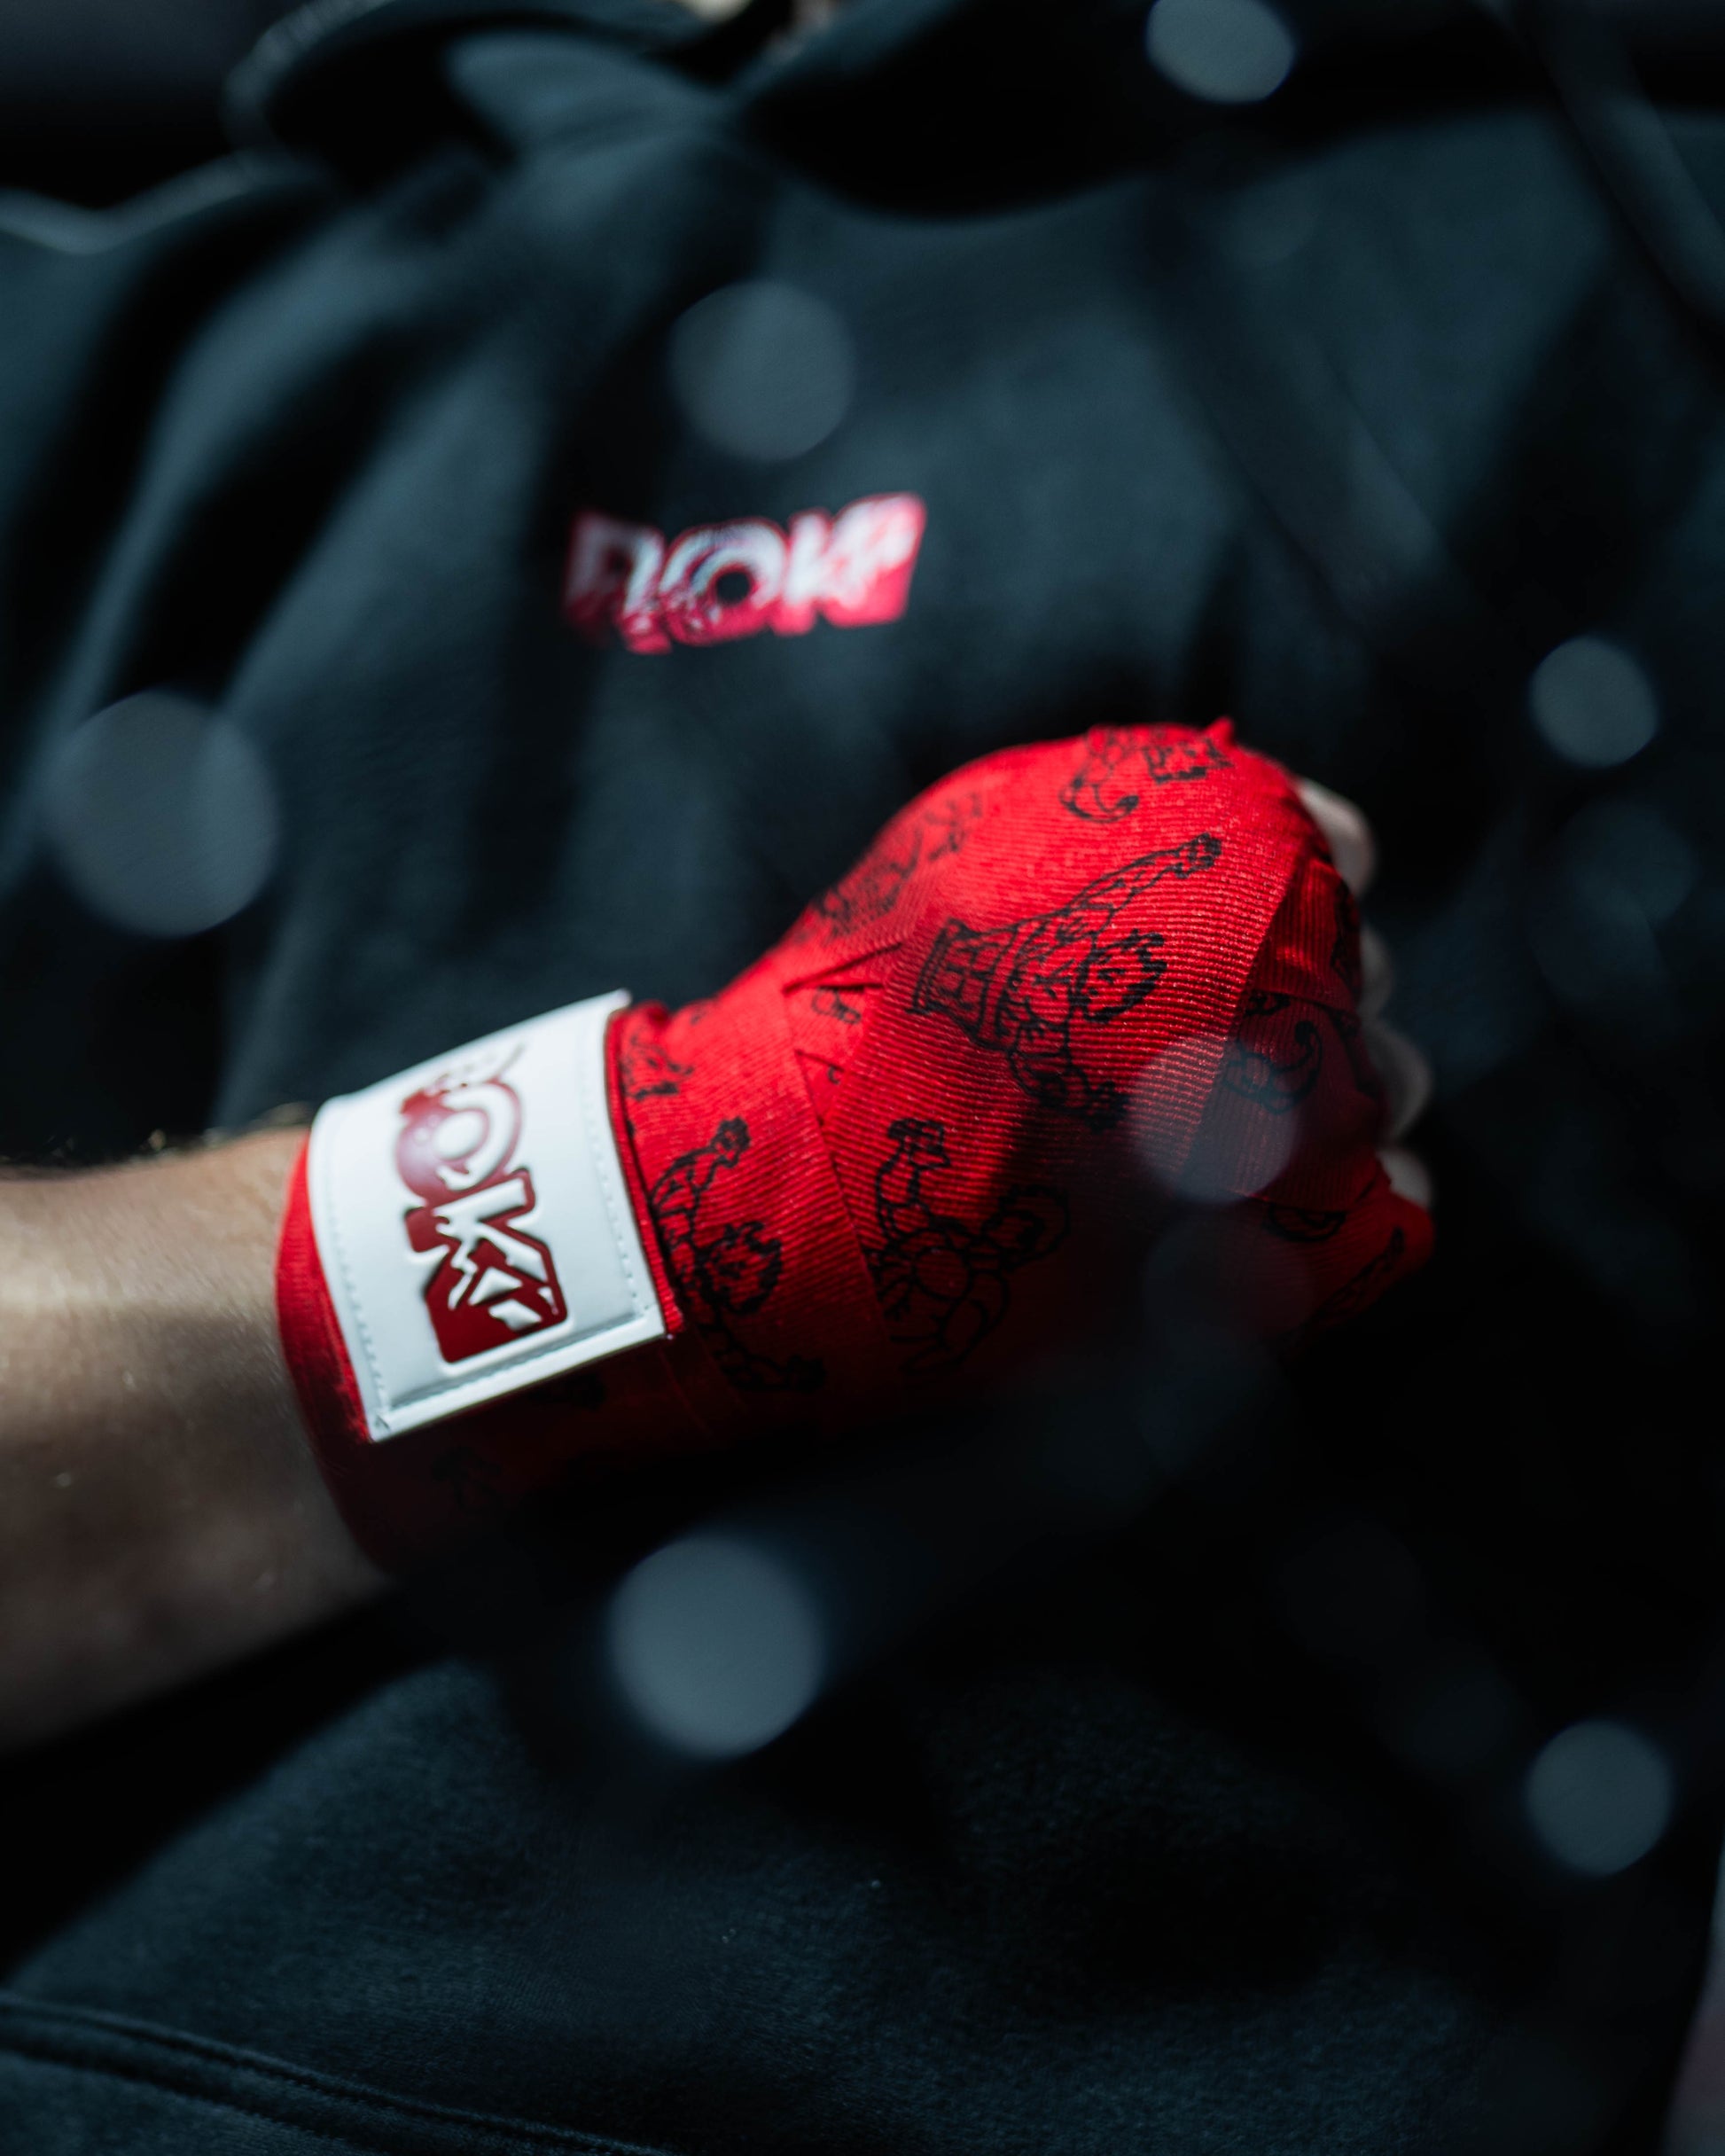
[277,724,1431,1569]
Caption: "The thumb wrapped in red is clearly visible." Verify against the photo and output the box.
[277,723,1429,1568]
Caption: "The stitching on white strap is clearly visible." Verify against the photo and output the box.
[326,1170,389,1417]
[576,1008,652,1326]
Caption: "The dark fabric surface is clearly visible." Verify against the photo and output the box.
[3,1,1725,2150]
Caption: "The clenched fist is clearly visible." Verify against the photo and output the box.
[278,724,1431,1567]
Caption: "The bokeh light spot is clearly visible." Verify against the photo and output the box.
[43,691,278,939]
[1530,796,1689,1017]
[1526,1719,1673,1876]
[1139,1032,1301,1203]
[1385,1656,1517,1780]
[606,1532,825,1759]
[1560,798,1696,925]
[669,282,855,462]
[1146,0,1296,105]
[1528,637,1659,768]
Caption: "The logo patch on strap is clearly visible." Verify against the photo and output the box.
[308,995,665,1441]
[397,1072,568,1363]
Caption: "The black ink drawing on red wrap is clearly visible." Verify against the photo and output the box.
[650,1119,824,1393]
[798,793,982,944]
[911,834,1222,1131]
[863,1118,1068,1376]
[1061,729,1231,822]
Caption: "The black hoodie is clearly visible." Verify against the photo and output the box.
[2,3,1725,2151]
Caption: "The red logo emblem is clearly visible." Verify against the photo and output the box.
[396,1069,566,1363]
[564,494,926,653]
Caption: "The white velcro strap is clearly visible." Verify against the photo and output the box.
[308,992,666,1441]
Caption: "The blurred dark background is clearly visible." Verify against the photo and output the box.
[0,0,286,206]
[12,2,1725,2151]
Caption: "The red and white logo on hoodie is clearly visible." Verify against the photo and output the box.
[395,1066,567,1363]
[565,494,926,652]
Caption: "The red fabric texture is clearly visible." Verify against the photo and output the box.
[277,724,1431,1569]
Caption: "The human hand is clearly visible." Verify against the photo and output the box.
[1292,777,1432,1212]
[279,724,1433,1569]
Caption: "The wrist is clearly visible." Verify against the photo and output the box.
[0,1134,381,1749]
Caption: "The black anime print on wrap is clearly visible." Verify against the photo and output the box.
[782,966,894,1123]
[811,985,863,1027]
[863,1119,1068,1377]
[1061,728,1231,822]
[1299,1227,1408,1341]
[620,1029,691,1101]
[1327,1006,1385,1104]
[1264,1203,1347,1243]
[1331,879,1365,1002]
[1319,883,1385,1099]
[911,834,1222,1132]
[649,1119,823,1393]
[1221,990,1324,1113]
[796,793,982,944]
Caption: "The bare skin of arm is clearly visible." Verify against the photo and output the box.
[0,1129,382,1752]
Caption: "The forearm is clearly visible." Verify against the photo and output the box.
[0,1131,382,1750]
